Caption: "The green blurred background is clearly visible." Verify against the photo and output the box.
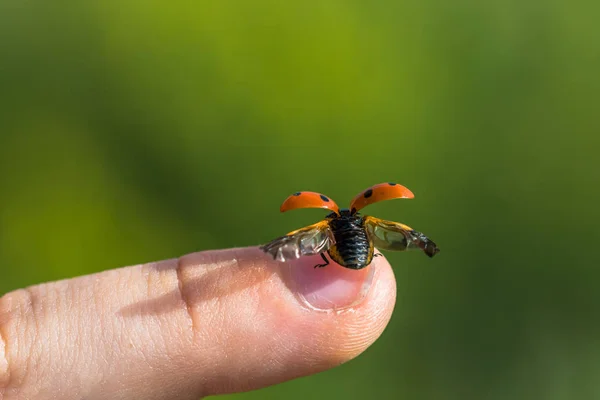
[1,1,599,399]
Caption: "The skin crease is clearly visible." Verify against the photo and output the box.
[0,247,396,400]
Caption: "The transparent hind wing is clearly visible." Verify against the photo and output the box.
[364,216,440,258]
[261,220,335,262]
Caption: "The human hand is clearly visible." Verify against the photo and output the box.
[0,247,396,399]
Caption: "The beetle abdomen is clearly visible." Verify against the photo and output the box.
[328,216,372,269]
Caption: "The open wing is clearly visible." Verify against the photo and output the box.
[364,216,440,258]
[260,220,335,262]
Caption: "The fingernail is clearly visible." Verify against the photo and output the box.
[287,255,377,311]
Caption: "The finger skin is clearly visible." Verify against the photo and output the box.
[0,247,396,399]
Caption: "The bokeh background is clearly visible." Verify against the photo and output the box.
[1,1,599,399]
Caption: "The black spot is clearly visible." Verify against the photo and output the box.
[351,207,357,214]
[293,192,301,196]
[364,188,373,198]
[388,182,397,186]
[320,194,330,202]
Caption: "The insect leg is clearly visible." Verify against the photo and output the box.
[373,253,383,257]
[314,253,330,268]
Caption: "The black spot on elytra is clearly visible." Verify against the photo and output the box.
[320,194,330,202]
[293,192,301,196]
[364,188,373,198]
[388,182,397,186]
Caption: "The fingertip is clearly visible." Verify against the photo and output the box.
[289,253,397,364]
[174,247,398,394]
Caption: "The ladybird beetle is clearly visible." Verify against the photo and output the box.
[261,182,440,269]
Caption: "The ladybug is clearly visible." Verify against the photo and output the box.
[261,182,440,269]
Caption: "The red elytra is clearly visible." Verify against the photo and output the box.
[280,191,340,214]
[349,182,414,213]
[279,182,415,215]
